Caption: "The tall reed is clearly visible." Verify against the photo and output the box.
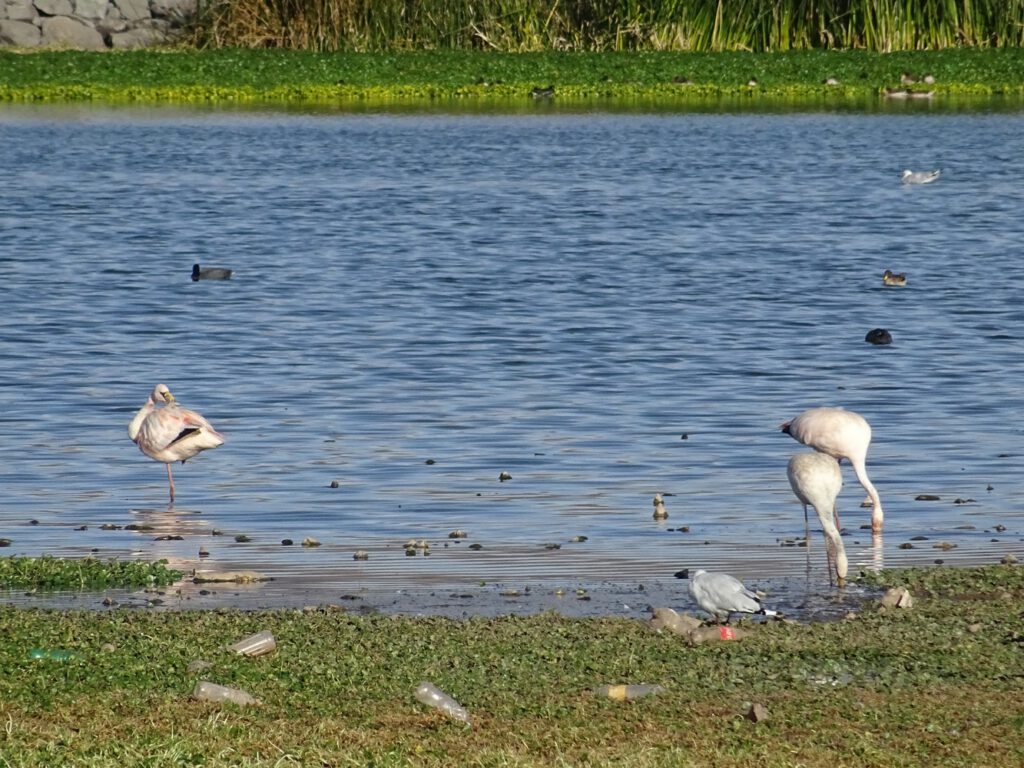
[193,0,1024,52]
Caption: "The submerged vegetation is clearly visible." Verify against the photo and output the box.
[0,565,1022,766]
[1,48,1023,105]
[193,0,1024,52]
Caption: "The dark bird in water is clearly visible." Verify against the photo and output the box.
[530,85,555,99]
[865,328,893,345]
[192,263,233,281]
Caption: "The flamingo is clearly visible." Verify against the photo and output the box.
[781,406,883,533]
[674,569,778,623]
[128,384,224,503]
[787,452,847,586]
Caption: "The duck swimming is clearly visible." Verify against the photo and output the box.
[883,270,907,286]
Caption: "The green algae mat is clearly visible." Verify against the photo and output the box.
[0,565,1022,766]
[1,49,1023,106]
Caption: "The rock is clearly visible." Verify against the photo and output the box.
[112,0,149,20]
[40,16,106,50]
[301,537,321,547]
[880,586,914,609]
[0,19,40,46]
[745,703,769,723]
[6,0,37,22]
[149,0,195,21]
[34,0,73,14]
[73,0,108,19]
[1001,554,1018,565]
[649,606,702,636]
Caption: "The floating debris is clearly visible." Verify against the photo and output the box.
[193,681,259,706]
[192,571,270,584]
[880,587,914,609]
[414,681,470,724]
[594,684,663,701]
[648,606,702,636]
[227,630,276,657]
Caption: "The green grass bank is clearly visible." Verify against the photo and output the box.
[0,565,1022,767]
[1,48,1023,106]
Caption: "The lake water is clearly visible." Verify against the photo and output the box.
[1,100,1022,617]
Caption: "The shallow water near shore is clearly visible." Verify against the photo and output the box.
[0,102,1022,616]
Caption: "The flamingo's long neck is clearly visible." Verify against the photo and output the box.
[815,503,848,584]
[850,457,883,533]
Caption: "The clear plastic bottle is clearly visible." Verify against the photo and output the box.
[414,681,471,724]
[192,681,260,706]
[594,684,664,701]
[226,630,277,657]
[29,648,76,661]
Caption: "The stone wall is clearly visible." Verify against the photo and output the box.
[0,0,196,50]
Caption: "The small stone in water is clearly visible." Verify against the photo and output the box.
[916,494,941,501]
[994,524,1007,532]
[468,543,483,550]
[302,537,321,548]
[899,542,914,549]
[448,529,468,539]
[234,535,251,543]
[499,471,512,481]
[281,539,294,546]
[329,480,339,488]
[353,549,369,560]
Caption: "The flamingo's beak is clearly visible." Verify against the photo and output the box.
[780,420,792,434]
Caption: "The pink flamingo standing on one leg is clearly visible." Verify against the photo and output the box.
[128,383,224,503]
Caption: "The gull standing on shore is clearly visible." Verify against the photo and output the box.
[674,569,778,623]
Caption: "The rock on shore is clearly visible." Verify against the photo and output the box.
[0,0,194,49]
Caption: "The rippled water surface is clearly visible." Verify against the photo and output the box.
[1,103,1022,614]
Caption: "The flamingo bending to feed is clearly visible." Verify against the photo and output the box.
[674,569,778,623]
[787,452,847,586]
[781,406,883,533]
[128,383,224,503]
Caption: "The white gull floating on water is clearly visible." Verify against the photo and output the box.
[674,568,778,623]
[900,169,941,185]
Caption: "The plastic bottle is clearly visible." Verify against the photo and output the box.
[414,681,471,724]
[29,648,76,661]
[594,684,664,701]
[226,630,276,657]
[192,681,260,706]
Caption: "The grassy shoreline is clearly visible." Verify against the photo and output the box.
[0,565,1022,766]
[2,49,1023,106]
